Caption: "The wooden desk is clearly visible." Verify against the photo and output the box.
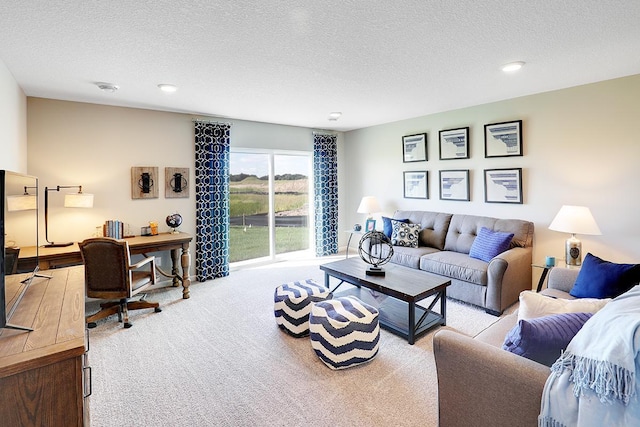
[0,267,89,426]
[18,232,193,299]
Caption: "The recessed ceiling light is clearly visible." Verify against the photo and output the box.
[328,112,342,121]
[96,82,119,93]
[158,83,178,93]
[502,61,525,72]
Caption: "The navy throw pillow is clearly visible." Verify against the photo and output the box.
[382,216,409,238]
[469,227,514,262]
[502,312,593,366]
[570,253,640,299]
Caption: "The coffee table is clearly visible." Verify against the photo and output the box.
[319,258,451,344]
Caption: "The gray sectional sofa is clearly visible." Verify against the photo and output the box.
[433,268,580,426]
[384,210,534,315]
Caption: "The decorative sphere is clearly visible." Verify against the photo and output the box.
[166,213,183,229]
[358,231,394,267]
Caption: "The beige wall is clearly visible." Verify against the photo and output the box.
[0,58,27,172]
[343,74,640,266]
[27,98,344,270]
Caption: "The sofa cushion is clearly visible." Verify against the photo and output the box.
[570,253,640,299]
[382,216,409,238]
[391,222,421,248]
[420,251,488,286]
[444,214,534,254]
[468,227,514,262]
[387,245,440,269]
[393,210,452,250]
[517,290,610,321]
[502,312,593,366]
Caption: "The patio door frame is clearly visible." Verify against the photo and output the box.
[230,148,314,265]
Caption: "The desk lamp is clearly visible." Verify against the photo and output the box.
[45,185,94,247]
[548,205,601,266]
[6,186,37,211]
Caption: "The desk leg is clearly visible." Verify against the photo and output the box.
[170,249,180,287]
[180,242,191,299]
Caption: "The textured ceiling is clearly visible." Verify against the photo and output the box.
[1,1,639,131]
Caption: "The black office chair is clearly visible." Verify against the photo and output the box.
[79,237,161,328]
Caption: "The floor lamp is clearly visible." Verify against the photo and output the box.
[44,185,94,247]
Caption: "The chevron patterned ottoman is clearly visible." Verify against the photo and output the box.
[274,279,331,337]
[309,296,380,370]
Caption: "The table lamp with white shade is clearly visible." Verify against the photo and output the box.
[548,205,601,266]
[357,196,381,221]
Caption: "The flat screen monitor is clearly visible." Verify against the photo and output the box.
[1,170,40,331]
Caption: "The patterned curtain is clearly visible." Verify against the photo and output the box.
[194,121,231,281]
[313,133,339,256]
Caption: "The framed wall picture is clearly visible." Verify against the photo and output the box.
[365,219,376,232]
[131,166,159,199]
[439,169,470,201]
[165,167,189,198]
[484,120,523,158]
[402,133,427,162]
[484,168,523,204]
[403,171,428,199]
[439,127,469,160]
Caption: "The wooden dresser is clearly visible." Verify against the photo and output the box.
[0,266,90,426]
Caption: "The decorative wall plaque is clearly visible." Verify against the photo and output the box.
[165,167,189,198]
[131,166,159,199]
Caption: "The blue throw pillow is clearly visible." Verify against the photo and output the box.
[502,312,593,366]
[469,227,514,262]
[570,253,640,299]
[382,216,409,238]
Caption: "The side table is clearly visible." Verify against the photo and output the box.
[344,229,365,258]
[532,261,579,292]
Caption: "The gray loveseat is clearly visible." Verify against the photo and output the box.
[385,210,534,315]
[433,268,579,427]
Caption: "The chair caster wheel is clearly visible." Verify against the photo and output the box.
[155,307,162,313]
[87,322,97,329]
[124,322,133,328]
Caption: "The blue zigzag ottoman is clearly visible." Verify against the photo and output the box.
[309,296,380,370]
[274,279,331,337]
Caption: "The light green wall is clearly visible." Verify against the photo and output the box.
[343,74,640,265]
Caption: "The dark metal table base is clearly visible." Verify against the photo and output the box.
[324,275,447,345]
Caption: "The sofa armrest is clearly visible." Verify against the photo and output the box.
[433,330,549,427]
[547,267,579,293]
[485,246,532,314]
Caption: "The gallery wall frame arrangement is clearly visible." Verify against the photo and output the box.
[439,169,470,201]
[402,133,428,162]
[439,127,469,160]
[484,120,523,158]
[403,171,428,199]
[165,167,189,198]
[131,166,159,199]
[484,168,523,204]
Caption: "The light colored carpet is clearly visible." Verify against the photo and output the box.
[87,255,513,427]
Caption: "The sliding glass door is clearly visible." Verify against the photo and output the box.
[229,150,311,263]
